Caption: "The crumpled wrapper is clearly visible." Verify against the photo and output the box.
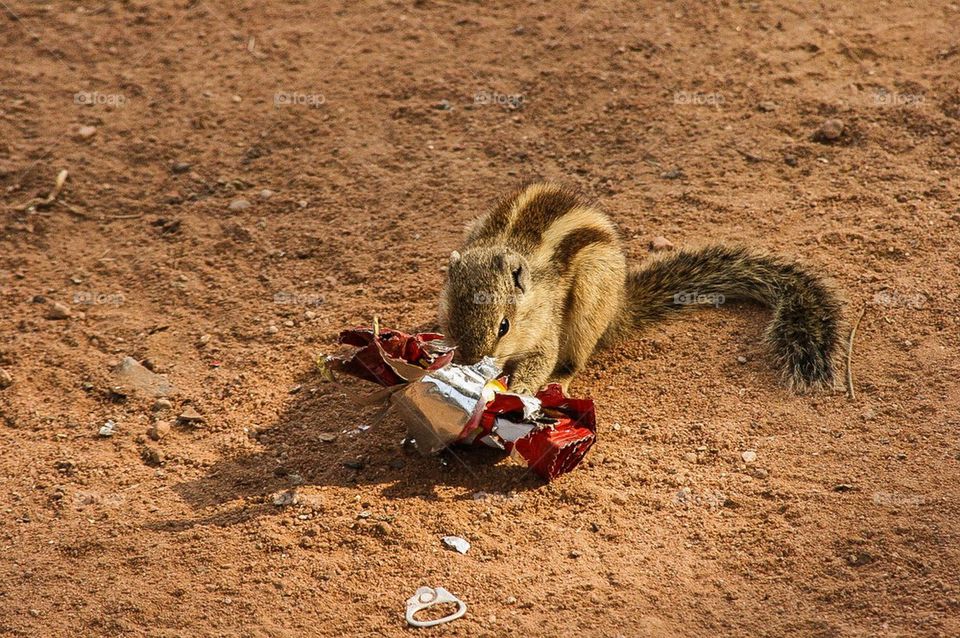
[323,327,596,481]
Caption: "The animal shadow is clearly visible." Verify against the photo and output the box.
[164,364,544,529]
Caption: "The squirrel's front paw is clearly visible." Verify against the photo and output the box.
[508,382,538,396]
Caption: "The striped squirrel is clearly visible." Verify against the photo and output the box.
[439,182,842,395]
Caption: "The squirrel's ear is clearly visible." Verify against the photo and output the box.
[500,252,530,293]
[512,265,530,293]
[449,250,461,265]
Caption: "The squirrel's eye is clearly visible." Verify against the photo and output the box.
[498,317,510,338]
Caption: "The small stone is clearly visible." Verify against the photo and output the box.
[153,398,173,412]
[433,99,452,110]
[299,536,314,548]
[784,154,798,167]
[272,489,299,506]
[231,95,242,103]
[815,118,844,142]
[650,235,674,251]
[77,125,97,139]
[317,432,337,443]
[442,535,471,554]
[0,368,12,389]
[374,521,392,536]
[660,168,683,180]
[149,420,171,441]
[304,310,316,320]
[55,459,76,474]
[46,301,71,320]
[737,356,748,364]
[342,459,364,470]
[113,356,173,397]
[266,325,279,335]
[741,450,757,463]
[861,408,876,421]
[682,452,698,463]
[98,420,116,437]
[258,189,274,200]
[229,198,251,211]
[198,334,211,346]
[757,101,777,112]
[283,320,295,328]
[177,407,204,424]
[833,483,855,492]
[171,161,191,174]
[569,550,582,559]
[141,446,164,466]
[389,458,405,470]
[750,467,769,479]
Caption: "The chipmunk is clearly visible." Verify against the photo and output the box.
[439,182,842,395]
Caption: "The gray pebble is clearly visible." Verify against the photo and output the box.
[815,118,844,142]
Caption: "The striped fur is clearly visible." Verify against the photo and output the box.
[440,182,842,393]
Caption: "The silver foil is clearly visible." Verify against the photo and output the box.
[392,357,501,454]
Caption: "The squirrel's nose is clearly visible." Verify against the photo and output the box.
[452,348,480,366]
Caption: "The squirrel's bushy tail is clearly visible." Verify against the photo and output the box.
[614,245,842,391]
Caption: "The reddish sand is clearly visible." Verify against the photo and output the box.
[1,1,958,636]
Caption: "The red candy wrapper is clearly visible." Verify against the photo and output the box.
[324,327,596,481]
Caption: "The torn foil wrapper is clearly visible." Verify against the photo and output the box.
[325,327,596,480]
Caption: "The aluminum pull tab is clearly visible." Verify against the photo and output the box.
[405,586,467,628]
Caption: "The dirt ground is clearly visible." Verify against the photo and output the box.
[1,1,959,636]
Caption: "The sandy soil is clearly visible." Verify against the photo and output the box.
[1,1,959,636]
